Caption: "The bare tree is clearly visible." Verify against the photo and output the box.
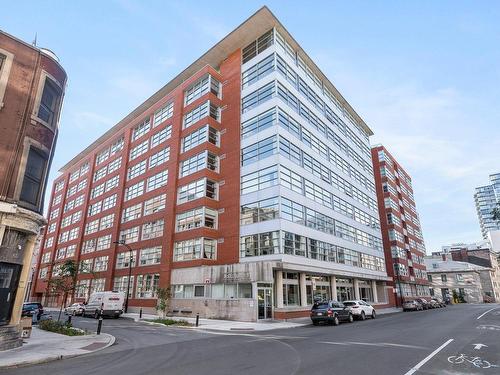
[156,287,172,318]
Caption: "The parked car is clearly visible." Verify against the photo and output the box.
[22,302,43,318]
[343,300,376,320]
[82,291,125,318]
[402,300,423,311]
[310,300,354,326]
[415,298,430,310]
[431,297,446,307]
[428,299,440,308]
[65,303,85,316]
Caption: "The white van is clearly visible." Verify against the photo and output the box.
[83,291,125,318]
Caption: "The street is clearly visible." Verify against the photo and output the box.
[3,304,499,375]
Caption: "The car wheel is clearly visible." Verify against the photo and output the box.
[333,315,339,326]
[312,321,319,326]
[72,310,77,316]
[348,313,354,323]
[371,310,376,319]
[360,311,366,321]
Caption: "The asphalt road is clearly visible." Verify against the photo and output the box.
[5,304,500,375]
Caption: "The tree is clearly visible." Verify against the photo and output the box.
[492,203,500,222]
[45,259,94,321]
[156,287,172,318]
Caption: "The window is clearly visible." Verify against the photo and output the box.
[20,147,47,206]
[105,175,119,191]
[242,53,275,88]
[107,157,122,174]
[173,238,216,261]
[127,160,147,180]
[93,256,109,272]
[113,276,134,297]
[139,247,162,266]
[129,140,148,160]
[66,245,76,258]
[146,170,168,191]
[45,237,54,248]
[180,151,218,177]
[47,223,56,233]
[125,181,144,201]
[41,252,51,263]
[85,220,99,235]
[455,274,464,282]
[52,194,61,206]
[150,125,172,148]
[242,29,274,64]
[91,183,105,199]
[176,207,218,232]
[144,194,166,215]
[122,203,142,223]
[96,148,110,165]
[96,235,111,251]
[149,147,170,168]
[241,81,275,113]
[177,178,218,204]
[91,278,106,293]
[110,137,124,155]
[132,118,151,141]
[184,75,221,106]
[79,259,93,273]
[55,180,64,192]
[50,208,59,220]
[241,108,276,138]
[183,101,220,129]
[75,280,90,298]
[240,197,279,225]
[241,165,278,195]
[88,201,102,216]
[241,136,278,166]
[441,274,447,282]
[182,125,219,153]
[37,78,60,126]
[93,166,107,182]
[58,247,68,259]
[99,214,115,230]
[119,226,140,243]
[240,231,280,257]
[82,239,96,254]
[153,102,174,127]
[116,251,137,269]
[141,220,164,240]
[102,194,117,210]
[136,274,160,298]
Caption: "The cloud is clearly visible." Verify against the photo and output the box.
[70,111,114,130]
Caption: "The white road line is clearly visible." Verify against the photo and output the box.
[320,341,426,350]
[403,339,454,375]
[477,307,499,320]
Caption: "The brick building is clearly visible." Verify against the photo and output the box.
[371,145,430,306]
[0,30,66,349]
[32,7,391,321]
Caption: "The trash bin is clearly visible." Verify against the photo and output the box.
[20,317,32,338]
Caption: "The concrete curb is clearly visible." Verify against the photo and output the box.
[0,332,115,369]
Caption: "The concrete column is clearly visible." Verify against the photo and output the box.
[10,235,36,326]
[330,276,337,301]
[275,271,284,308]
[299,273,307,307]
[353,278,360,300]
[371,280,378,303]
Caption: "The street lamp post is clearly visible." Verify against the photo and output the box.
[394,261,404,307]
[113,240,134,313]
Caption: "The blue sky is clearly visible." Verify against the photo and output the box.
[2,1,499,252]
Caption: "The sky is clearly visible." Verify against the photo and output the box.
[1,1,499,253]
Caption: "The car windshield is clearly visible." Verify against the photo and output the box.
[23,303,39,309]
[312,303,329,309]
[343,302,356,306]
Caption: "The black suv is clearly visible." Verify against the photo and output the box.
[22,302,44,318]
[310,300,354,326]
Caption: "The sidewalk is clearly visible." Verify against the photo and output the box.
[0,327,115,369]
[123,306,402,331]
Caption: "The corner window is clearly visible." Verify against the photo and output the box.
[38,78,61,127]
[20,147,47,206]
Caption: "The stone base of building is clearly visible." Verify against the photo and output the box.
[0,325,22,351]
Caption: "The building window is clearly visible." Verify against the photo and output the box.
[176,207,218,232]
[141,220,164,240]
[82,239,96,254]
[132,118,151,141]
[129,140,149,161]
[127,160,147,181]
[241,80,275,113]
[153,102,174,127]
[116,251,137,269]
[102,194,117,210]
[20,147,47,206]
[99,214,115,230]
[139,247,162,266]
[107,157,122,174]
[122,203,142,223]
[149,147,170,168]
[125,181,144,201]
[184,75,221,106]
[91,278,106,293]
[241,165,278,195]
[119,226,140,243]
[242,29,274,64]
[179,151,219,177]
[96,235,112,251]
[37,78,61,126]
[177,178,218,204]
[143,194,166,216]
[41,252,51,263]
[150,125,172,148]
[93,256,109,272]
[183,101,220,129]
[242,53,275,88]
[455,274,464,282]
[146,170,168,191]
[75,280,90,298]
[113,276,134,297]
[173,238,216,262]
[182,125,219,153]
[136,274,160,298]
[441,274,447,282]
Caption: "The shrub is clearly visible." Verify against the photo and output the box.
[38,320,85,336]
[148,318,192,327]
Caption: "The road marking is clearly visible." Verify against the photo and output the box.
[403,338,454,375]
[473,343,488,350]
[320,341,426,350]
[477,307,499,320]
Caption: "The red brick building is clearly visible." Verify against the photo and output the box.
[371,145,430,306]
[33,7,392,321]
[0,30,66,349]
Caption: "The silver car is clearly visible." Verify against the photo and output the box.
[64,303,85,316]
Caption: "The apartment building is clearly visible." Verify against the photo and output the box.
[0,30,66,350]
[32,7,390,321]
[371,145,430,306]
[474,172,500,239]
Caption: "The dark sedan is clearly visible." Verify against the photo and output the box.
[22,302,44,318]
[311,300,354,326]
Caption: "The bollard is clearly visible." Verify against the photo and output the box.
[97,306,103,335]
[139,308,143,319]
[195,313,200,327]
[67,315,72,325]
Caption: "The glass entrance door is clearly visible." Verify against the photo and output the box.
[257,287,272,320]
[0,262,21,326]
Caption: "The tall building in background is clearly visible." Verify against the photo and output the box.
[0,30,66,350]
[371,145,429,305]
[474,172,500,239]
[32,7,391,322]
